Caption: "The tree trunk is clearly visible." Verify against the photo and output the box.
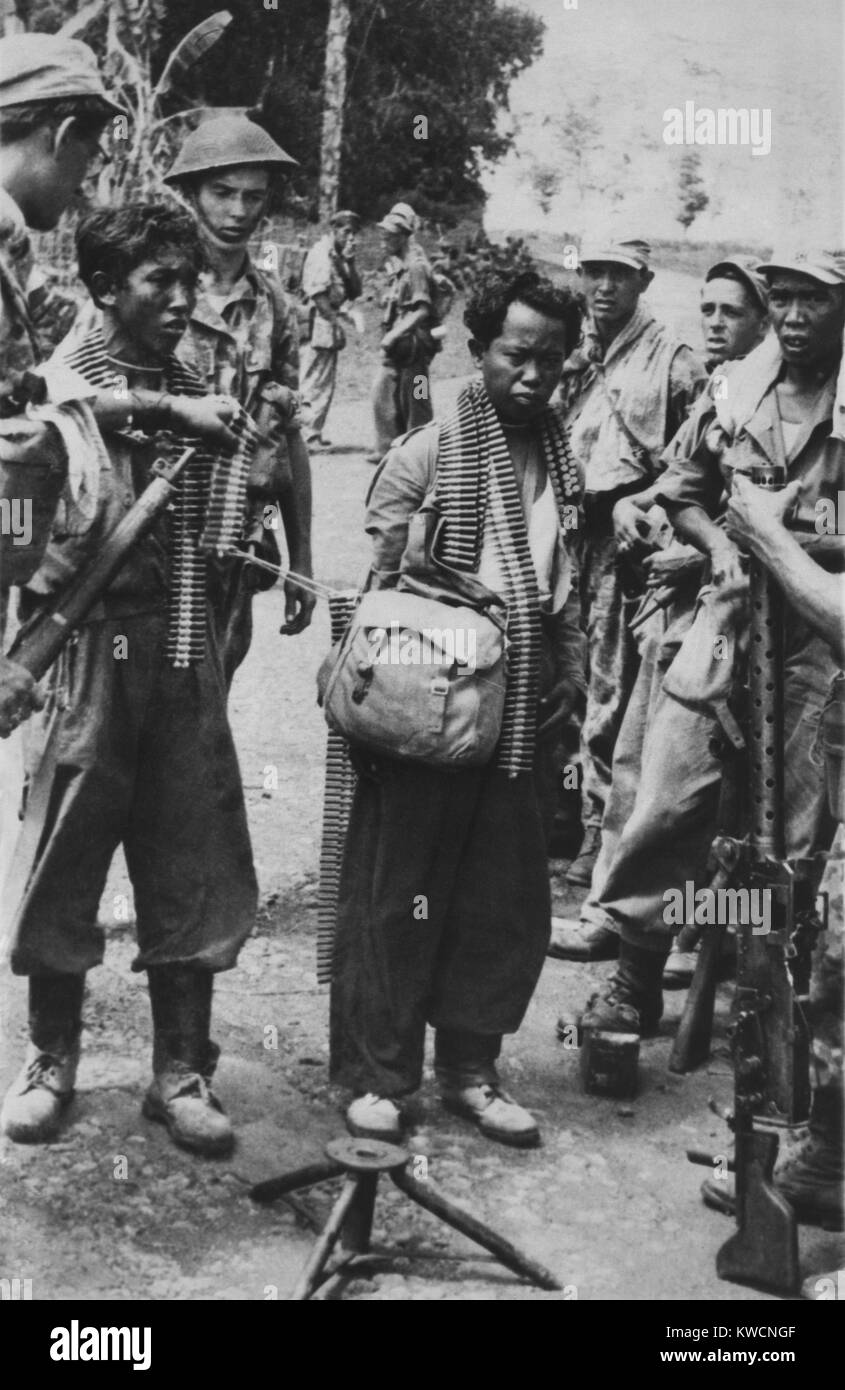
[2,0,24,36]
[318,0,351,223]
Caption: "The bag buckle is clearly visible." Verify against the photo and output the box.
[427,674,449,732]
[352,660,375,704]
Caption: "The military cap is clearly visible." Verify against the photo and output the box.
[378,202,417,235]
[579,236,652,272]
[0,33,126,115]
[163,112,297,184]
[705,257,769,314]
[330,209,360,230]
[756,249,845,287]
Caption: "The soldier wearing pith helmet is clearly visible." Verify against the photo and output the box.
[164,111,316,682]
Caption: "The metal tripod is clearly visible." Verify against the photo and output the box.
[251,1137,563,1300]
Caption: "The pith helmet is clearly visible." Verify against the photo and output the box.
[164,112,297,185]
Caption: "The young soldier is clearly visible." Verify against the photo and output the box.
[332,269,585,1147]
[551,258,769,964]
[0,204,258,1157]
[562,250,843,1043]
[163,113,315,682]
[560,236,705,887]
[368,202,438,462]
[300,209,362,449]
[0,33,124,734]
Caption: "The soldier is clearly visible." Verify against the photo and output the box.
[300,209,362,449]
[559,236,705,887]
[0,203,257,1156]
[0,33,125,735]
[367,202,438,463]
[560,250,843,1046]
[550,257,769,965]
[332,269,585,1147]
[163,113,315,682]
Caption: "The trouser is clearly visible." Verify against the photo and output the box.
[6,609,257,977]
[300,344,338,439]
[580,587,698,931]
[371,353,434,456]
[576,525,642,830]
[330,757,550,1096]
[598,625,836,952]
[210,557,254,687]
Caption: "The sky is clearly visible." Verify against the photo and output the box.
[483,0,844,246]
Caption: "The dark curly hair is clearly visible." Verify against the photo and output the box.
[464,268,584,352]
[76,202,206,295]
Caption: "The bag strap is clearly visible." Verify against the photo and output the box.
[592,360,654,474]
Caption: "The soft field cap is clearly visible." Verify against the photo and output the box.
[0,33,126,115]
[579,237,652,271]
[756,249,845,286]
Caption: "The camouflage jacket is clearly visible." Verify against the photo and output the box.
[0,187,40,390]
[177,254,301,426]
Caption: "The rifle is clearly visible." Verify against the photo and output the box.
[702,455,819,1296]
[6,446,196,680]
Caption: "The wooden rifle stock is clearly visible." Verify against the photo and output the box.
[7,447,196,680]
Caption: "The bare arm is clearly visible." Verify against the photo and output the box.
[726,475,845,665]
[276,427,314,635]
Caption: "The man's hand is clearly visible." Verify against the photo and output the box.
[612,496,652,553]
[643,547,703,591]
[280,558,316,635]
[0,653,43,738]
[537,676,581,739]
[726,474,804,556]
[168,395,239,451]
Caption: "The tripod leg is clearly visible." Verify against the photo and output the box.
[251,1158,344,1204]
[290,1176,361,1300]
[392,1168,562,1291]
[341,1170,377,1254]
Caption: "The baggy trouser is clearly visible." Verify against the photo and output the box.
[371,353,434,456]
[300,344,339,440]
[6,609,257,977]
[598,628,837,952]
[580,592,698,932]
[577,528,641,831]
[330,757,550,1097]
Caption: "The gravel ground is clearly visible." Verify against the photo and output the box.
[1,292,842,1302]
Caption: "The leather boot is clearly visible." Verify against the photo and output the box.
[1,972,85,1143]
[560,940,667,1040]
[143,965,234,1157]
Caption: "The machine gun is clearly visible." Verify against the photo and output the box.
[6,445,195,681]
[696,456,821,1296]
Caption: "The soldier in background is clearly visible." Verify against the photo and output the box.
[558,235,705,889]
[164,113,316,682]
[300,209,362,450]
[367,202,438,463]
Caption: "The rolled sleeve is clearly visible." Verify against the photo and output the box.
[655,387,723,517]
